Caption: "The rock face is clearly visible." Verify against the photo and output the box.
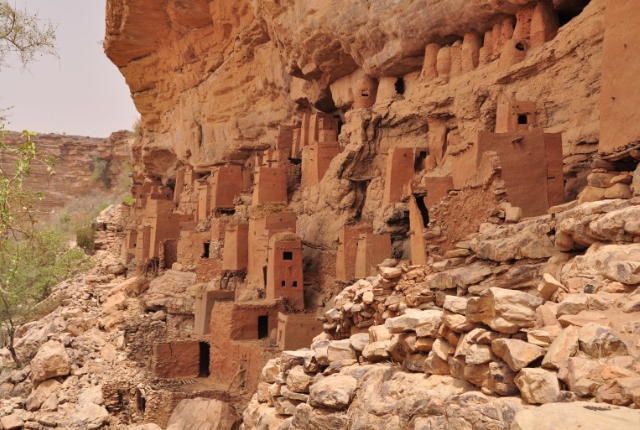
[512,401,640,430]
[104,0,602,193]
[1,131,132,213]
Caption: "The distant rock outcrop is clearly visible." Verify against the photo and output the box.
[1,131,132,213]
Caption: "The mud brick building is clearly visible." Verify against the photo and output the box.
[266,233,304,311]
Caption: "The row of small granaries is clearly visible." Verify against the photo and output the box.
[120,111,398,395]
[119,95,572,398]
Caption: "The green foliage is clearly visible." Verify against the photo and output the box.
[0,127,57,234]
[0,128,91,367]
[90,156,111,188]
[0,1,57,70]
[75,226,95,253]
[122,194,135,205]
[0,229,90,301]
[116,160,133,193]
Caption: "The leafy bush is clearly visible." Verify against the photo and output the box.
[0,229,92,366]
[90,156,111,188]
[76,226,95,253]
[122,194,135,205]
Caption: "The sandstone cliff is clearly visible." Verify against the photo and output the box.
[1,131,133,214]
[90,0,640,428]
[105,0,601,247]
[104,0,594,180]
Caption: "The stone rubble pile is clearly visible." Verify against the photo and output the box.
[577,161,640,203]
[0,206,158,430]
[243,198,640,430]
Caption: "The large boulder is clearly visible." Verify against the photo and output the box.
[578,323,628,358]
[309,374,358,410]
[384,309,442,335]
[541,325,579,369]
[469,220,557,262]
[595,377,640,406]
[557,357,604,397]
[327,340,356,363]
[362,340,391,362]
[280,350,308,372]
[514,368,560,404]
[0,415,23,430]
[286,366,314,393]
[568,243,640,285]
[69,402,110,429]
[30,340,71,382]
[491,339,545,372]
[166,398,241,430]
[25,379,61,411]
[261,359,280,383]
[78,385,104,406]
[466,288,543,333]
[144,270,198,314]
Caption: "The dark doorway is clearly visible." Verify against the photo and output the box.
[518,114,528,125]
[199,342,210,377]
[136,389,146,414]
[283,251,293,260]
[202,241,210,258]
[558,1,592,27]
[395,77,405,95]
[414,195,430,226]
[258,315,269,339]
[414,151,428,172]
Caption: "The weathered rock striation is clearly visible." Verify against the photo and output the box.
[1,131,132,213]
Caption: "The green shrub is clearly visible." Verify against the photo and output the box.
[90,156,111,188]
[76,226,95,252]
[122,194,135,205]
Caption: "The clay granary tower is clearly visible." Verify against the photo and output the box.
[266,232,304,311]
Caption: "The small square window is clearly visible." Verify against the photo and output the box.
[518,114,528,125]
[283,251,293,261]
[281,280,286,287]
[292,281,298,287]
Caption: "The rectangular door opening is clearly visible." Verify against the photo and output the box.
[199,342,210,377]
[258,315,269,339]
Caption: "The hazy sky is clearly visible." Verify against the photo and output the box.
[1,1,139,138]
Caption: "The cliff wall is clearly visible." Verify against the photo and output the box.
[105,0,600,251]
[104,0,595,179]
[1,131,133,213]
